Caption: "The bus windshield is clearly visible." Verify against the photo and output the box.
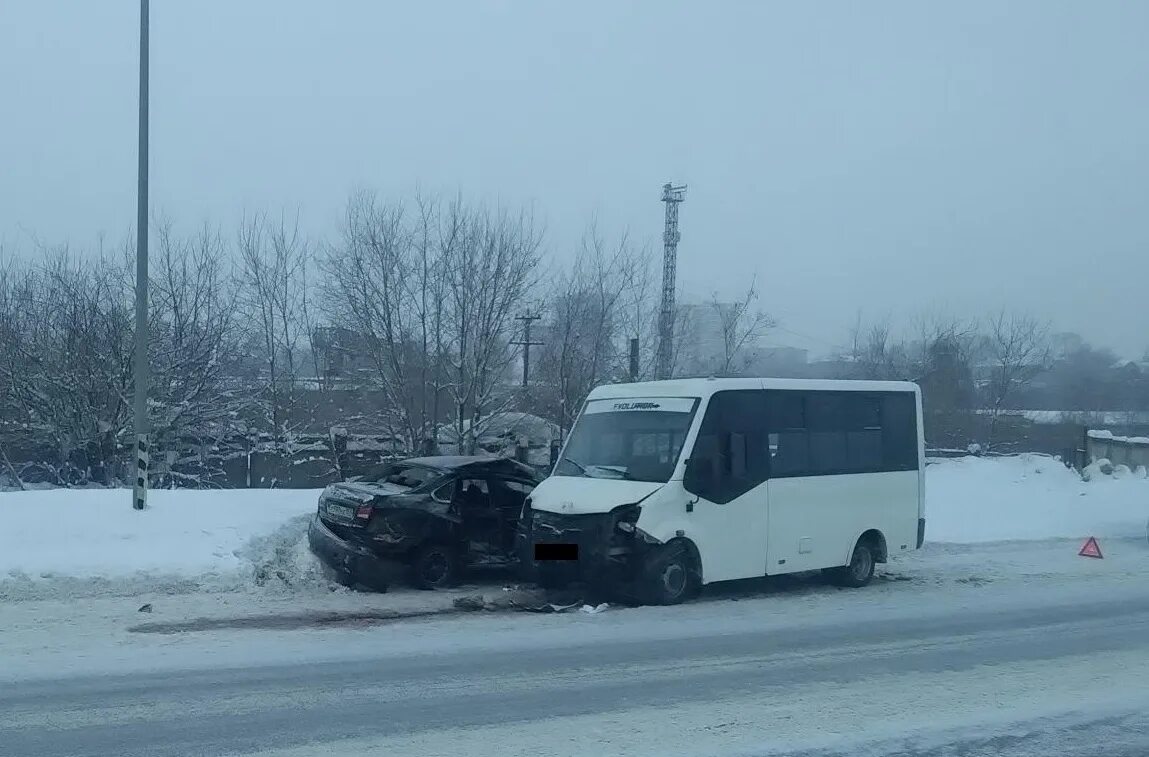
[555,397,699,483]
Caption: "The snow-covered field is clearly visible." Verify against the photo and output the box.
[0,488,324,600]
[0,454,1146,602]
[927,453,1148,543]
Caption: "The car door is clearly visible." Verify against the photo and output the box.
[682,390,772,583]
[453,477,499,556]
[488,477,535,556]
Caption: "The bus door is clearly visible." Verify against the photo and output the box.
[681,390,771,583]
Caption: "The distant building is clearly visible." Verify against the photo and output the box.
[311,327,374,387]
[676,301,769,376]
[745,346,810,377]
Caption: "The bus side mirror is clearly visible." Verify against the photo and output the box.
[684,456,713,491]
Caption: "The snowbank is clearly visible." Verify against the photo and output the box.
[926,454,1149,543]
[0,488,324,599]
[2,455,1146,600]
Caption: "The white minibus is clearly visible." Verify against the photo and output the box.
[525,378,925,604]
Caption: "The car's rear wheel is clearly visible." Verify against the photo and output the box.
[410,543,460,590]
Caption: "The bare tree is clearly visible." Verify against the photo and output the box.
[411,192,453,454]
[0,246,134,484]
[441,201,543,454]
[982,309,1052,448]
[322,190,454,453]
[536,221,647,431]
[236,211,313,443]
[148,220,245,484]
[846,315,913,380]
[709,280,775,376]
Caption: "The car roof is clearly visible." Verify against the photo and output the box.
[399,455,539,477]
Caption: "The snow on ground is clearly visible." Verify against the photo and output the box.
[0,454,1146,602]
[0,488,325,599]
[926,453,1149,543]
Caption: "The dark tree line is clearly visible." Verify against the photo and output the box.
[0,192,770,488]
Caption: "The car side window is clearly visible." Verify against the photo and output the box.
[454,478,491,510]
[431,482,453,504]
[490,478,533,512]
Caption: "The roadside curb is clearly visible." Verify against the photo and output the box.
[126,587,550,634]
[128,605,460,633]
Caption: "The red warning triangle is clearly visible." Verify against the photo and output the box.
[1078,536,1103,559]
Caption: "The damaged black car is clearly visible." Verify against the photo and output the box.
[307,456,543,590]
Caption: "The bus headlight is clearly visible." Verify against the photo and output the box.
[612,503,641,534]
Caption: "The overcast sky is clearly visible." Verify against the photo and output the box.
[2,1,1148,359]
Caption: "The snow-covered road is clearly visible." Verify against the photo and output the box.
[4,578,1149,756]
[3,454,1149,755]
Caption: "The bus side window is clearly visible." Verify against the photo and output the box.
[846,395,883,472]
[767,391,809,477]
[881,393,919,470]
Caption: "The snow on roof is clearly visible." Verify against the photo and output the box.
[1088,429,1149,445]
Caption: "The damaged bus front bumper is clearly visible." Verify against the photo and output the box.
[526,505,659,589]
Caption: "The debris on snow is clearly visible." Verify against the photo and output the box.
[580,603,610,614]
[1082,458,1115,480]
[452,595,486,612]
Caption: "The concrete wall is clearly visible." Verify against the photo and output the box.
[1086,430,1149,471]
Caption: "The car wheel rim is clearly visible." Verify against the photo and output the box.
[852,548,872,580]
[662,563,686,598]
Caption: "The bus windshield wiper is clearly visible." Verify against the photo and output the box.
[561,456,590,476]
[561,457,631,480]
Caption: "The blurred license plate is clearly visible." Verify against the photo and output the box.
[326,503,355,519]
[535,543,578,561]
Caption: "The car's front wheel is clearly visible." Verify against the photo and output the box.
[410,543,460,590]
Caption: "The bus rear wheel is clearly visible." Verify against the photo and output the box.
[828,539,876,588]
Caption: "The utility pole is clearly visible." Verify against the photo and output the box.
[629,337,640,382]
[512,312,543,387]
[132,0,150,510]
[657,182,687,380]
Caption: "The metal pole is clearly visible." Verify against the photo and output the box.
[512,312,542,388]
[521,317,532,388]
[657,183,686,380]
[132,0,150,510]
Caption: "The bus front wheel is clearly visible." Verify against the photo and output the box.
[640,541,699,605]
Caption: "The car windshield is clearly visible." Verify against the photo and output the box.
[555,397,699,483]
